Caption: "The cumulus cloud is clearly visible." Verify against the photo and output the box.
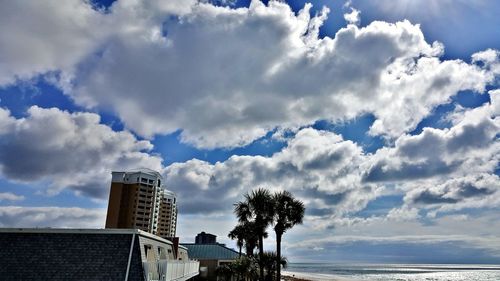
[1,1,500,252]
[405,174,500,215]
[344,8,360,25]
[360,93,500,218]
[0,206,105,228]
[166,128,380,216]
[0,0,497,148]
[0,192,24,202]
[51,0,494,148]
[286,209,500,260]
[161,90,500,230]
[0,106,163,198]
[363,95,500,183]
[0,0,109,86]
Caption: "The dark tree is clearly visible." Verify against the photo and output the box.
[272,191,305,281]
[234,188,274,281]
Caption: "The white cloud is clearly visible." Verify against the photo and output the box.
[59,0,496,148]
[0,1,497,148]
[344,8,360,25]
[166,127,381,217]
[0,206,105,228]
[361,93,500,217]
[364,95,500,183]
[286,210,500,259]
[0,192,24,202]
[0,106,163,198]
[405,174,500,217]
[1,1,500,260]
[0,0,109,86]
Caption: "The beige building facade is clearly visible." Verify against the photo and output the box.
[105,168,177,238]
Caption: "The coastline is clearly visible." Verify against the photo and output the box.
[282,270,359,281]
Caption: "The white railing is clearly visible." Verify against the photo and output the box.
[143,260,200,281]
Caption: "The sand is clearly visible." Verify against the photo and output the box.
[282,271,359,281]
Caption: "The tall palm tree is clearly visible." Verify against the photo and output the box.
[272,190,305,281]
[234,188,274,281]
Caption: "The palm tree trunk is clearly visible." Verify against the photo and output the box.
[276,232,282,281]
[239,245,242,258]
[259,234,265,281]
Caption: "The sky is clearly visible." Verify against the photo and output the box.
[0,0,499,264]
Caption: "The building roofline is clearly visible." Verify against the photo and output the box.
[180,243,240,255]
[0,228,174,245]
[112,168,163,179]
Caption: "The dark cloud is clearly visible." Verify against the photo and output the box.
[363,160,459,182]
[0,107,162,198]
[412,191,458,204]
[0,206,105,228]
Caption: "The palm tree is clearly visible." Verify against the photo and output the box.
[229,224,246,257]
[234,188,274,281]
[243,221,264,257]
[272,191,305,281]
[259,251,288,281]
[231,256,259,281]
[216,264,234,281]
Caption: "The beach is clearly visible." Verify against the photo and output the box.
[283,271,357,281]
[282,264,500,281]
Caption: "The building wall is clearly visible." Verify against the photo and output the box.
[157,190,178,238]
[106,169,178,238]
[199,259,219,281]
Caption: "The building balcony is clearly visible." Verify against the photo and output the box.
[143,260,200,281]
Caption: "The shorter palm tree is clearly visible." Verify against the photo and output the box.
[272,191,305,281]
[231,256,259,281]
[234,188,274,281]
[259,251,288,281]
[229,222,263,257]
[228,224,246,257]
[216,264,234,281]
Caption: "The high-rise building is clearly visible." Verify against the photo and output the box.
[195,232,217,244]
[157,189,178,238]
[105,168,177,238]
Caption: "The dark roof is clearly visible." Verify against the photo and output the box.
[181,243,240,260]
[0,230,144,281]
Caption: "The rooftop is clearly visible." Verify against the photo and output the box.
[0,228,189,249]
[113,167,163,179]
[181,243,240,260]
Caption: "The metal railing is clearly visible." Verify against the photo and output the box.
[143,260,200,281]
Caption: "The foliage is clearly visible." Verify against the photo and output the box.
[216,256,259,281]
[228,221,263,256]
[234,188,274,281]
[232,188,305,281]
[272,190,305,281]
[258,251,288,281]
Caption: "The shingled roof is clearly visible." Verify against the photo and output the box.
[181,243,240,260]
[0,229,144,281]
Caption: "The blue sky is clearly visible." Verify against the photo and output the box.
[0,0,499,263]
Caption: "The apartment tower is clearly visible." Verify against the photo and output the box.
[105,168,177,238]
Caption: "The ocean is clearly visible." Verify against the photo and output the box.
[285,263,500,281]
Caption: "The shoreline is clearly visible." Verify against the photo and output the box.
[282,271,359,281]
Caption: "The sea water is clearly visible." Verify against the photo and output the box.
[285,263,500,281]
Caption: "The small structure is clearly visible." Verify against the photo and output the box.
[182,232,239,281]
[0,228,199,281]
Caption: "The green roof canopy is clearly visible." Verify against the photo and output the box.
[181,244,240,260]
